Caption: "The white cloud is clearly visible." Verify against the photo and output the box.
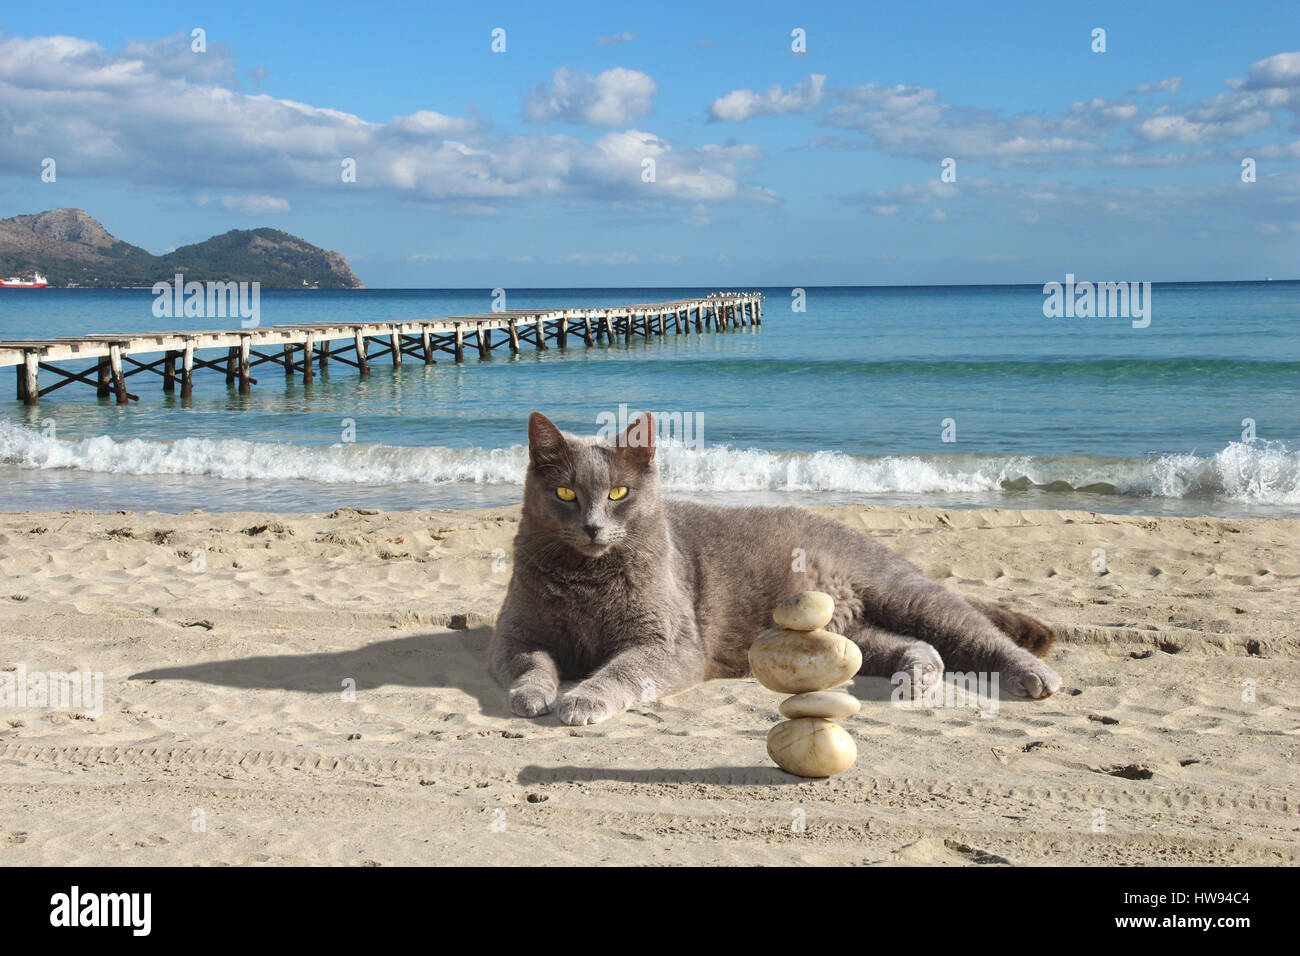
[523,66,656,127]
[596,33,636,46]
[564,250,639,264]
[820,58,1299,165]
[196,194,290,214]
[1125,77,1184,95]
[1132,53,1299,145]
[1245,52,1300,89]
[0,34,764,207]
[848,178,956,220]
[846,172,1300,236]
[825,82,1106,162]
[388,110,484,138]
[709,74,826,121]
[1134,100,1276,145]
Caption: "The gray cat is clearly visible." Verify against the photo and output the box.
[490,412,1062,726]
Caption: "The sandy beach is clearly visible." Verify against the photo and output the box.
[1,503,1296,866]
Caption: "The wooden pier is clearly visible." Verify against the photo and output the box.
[1,293,762,405]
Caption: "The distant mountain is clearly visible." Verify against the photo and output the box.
[0,209,364,289]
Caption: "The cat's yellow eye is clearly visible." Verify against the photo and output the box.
[608,486,629,501]
[555,487,576,502]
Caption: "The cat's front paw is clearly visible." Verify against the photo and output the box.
[893,642,944,703]
[557,689,617,726]
[510,685,555,717]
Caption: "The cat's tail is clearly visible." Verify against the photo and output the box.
[966,598,1056,657]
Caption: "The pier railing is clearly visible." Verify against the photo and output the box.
[1,293,762,405]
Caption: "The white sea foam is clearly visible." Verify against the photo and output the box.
[1,421,1297,505]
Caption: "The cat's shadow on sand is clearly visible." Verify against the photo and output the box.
[129,626,807,785]
[130,626,515,719]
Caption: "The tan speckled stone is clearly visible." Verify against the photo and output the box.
[748,627,862,693]
[766,717,857,777]
[772,590,835,631]
[779,691,860,719]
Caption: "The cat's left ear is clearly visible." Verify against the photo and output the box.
[617,412,655,466]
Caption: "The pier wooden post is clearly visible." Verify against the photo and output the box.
[319,337,330,371]
[97,356,111,398]
[558,316,568,348]
[284,344,295,377]
[355,330,369,375]
[535,316,547,350]
[478,326,491,359]
[391,331,402,367]
[508,319,520,354]
[583,316,594,345]
[421,327,433,364]
[181,343,194,397]
[454,325,464,363]
[694,307,703,332]
[303,335,315,382]
[109,344,128,404]
[22,351,38,406]
[163,350,177,393]
[238,337,251,394]
[226,347,237,384]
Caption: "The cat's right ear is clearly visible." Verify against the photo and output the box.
[528,412,569,469]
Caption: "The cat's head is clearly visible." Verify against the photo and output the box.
[522,411,662,559]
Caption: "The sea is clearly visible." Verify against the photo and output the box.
[1,283,1297,517]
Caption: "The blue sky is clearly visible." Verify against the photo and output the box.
[0,0,1297,287]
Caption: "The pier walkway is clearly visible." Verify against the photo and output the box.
[1,293,762,405]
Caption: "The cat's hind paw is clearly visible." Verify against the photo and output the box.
[1001,656,1062,699]
[509,685,555,718]
[557,689,617,726]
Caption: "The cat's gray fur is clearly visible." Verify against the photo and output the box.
[490,412,1063,725]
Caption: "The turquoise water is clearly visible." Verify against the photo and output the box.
[1,283,1297,516]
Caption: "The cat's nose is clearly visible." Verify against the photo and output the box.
[583,524,600,540]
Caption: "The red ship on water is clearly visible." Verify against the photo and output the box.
[1,272,49,288]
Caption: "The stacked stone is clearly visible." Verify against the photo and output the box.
[748,591,862,778]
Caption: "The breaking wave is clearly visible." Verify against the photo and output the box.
[1,421,1297,506]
